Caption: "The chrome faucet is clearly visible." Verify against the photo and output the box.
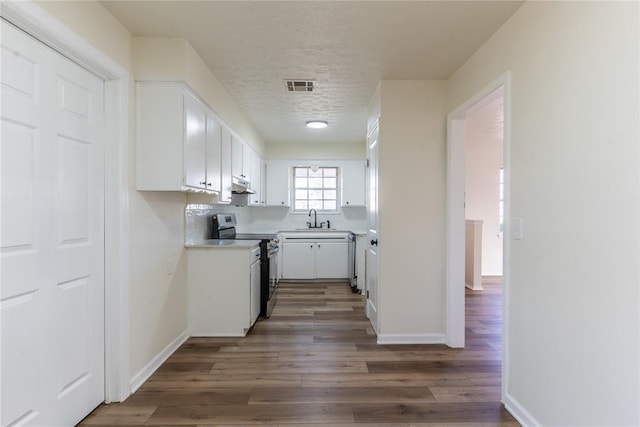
[308,209,318,228]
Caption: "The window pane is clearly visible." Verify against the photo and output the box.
[308,177,323,188]
[323,177,336,188]
[324,168,337,177]
[309,189,323,200]
[295,177,308,188]
[324,190,336,199]
[324,200,336,210]
[295,200,308,210]
[295,168,308,177]
[295,189,308,199]
[309,200,322,210]
[309,168,322,177]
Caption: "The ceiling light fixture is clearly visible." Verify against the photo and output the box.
[306,120,328,129]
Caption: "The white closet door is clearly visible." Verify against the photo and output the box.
[1,21,105,426]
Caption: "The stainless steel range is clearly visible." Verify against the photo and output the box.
[211,213,279,317]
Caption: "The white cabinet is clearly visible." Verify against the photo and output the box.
[250,247,261,325]
[341,160,366,206]
[136,82,221,193]
[205,112,222,193]
[355,234,367,291]
[266,161,291,206]
[232,136,253,183]
[316,242,349,278]
[281,234,350,280]
[282,242,315,279]
[187,245,261,336]
[249,154,264,206]
[219,126,233,203]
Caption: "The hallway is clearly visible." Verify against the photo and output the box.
[79,281,516,425]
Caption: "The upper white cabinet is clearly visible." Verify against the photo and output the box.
[136,82,221,193]
[341,160,366,207]
[265,161,291,206]
[219,125,233,203]
[249,154,264,206]
[232,136,254,184]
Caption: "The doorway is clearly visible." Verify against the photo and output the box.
[446,73,511,402]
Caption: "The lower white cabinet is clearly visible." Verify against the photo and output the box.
[281,238,349,279]
[187,245,260,336]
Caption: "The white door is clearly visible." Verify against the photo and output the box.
[1,21,105,426]
[366,123,379,333]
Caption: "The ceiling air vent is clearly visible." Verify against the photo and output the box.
[285,80,315,92]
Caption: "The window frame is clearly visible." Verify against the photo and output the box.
[291,166,340,213]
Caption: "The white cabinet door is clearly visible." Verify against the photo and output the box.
[282,242,315,279]
[341,160,366,206]
[316,242,349,279]
[183,93,207,189]
[242,142,253,183]
[249,154,263,206]
[205,112,222,192]
[1,23,105,426]
[250,259,261,325]
[219,126,233,203]
[231,135,244,179]
[266,161,291,206]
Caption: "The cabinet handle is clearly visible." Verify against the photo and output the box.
[199,181,206,185]
[207,182,212,186]
[281,201,284,205]
[370,239,378,246]
[346,201,350,205]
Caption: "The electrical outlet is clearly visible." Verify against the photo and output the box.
[167,258,174,275]
[512,218,523,240]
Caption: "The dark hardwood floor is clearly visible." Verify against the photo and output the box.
[79,280,517,426]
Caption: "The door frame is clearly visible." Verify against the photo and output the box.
[1,1,131,402]
[445,72,511,401]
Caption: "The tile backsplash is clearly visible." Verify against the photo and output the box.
[185,204,367,242]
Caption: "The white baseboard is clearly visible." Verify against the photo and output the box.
[377,333,446,345]
[129,329,189,394]
[504,392,541,427]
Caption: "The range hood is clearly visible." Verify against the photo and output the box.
[231,176,256,194]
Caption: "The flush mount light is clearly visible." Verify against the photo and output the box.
[306,120,328,129]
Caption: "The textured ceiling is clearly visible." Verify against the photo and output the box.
[101,1,523,145]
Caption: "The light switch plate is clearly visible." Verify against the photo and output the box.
[512,218,523,240]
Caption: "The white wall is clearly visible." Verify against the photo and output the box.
[377,80,448,337]
[465,98,503,276]
[448,2,639,424]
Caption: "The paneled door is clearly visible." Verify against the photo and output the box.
[1,21,105,426]
[366,122,379,333]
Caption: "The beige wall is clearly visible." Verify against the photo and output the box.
[266,142,365,160]
[378,80,447,336]
[449,2,639,424]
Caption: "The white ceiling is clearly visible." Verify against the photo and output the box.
[101,1,523,145]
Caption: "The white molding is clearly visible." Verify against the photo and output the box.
[1,0,132,403]
[129,330,190,394]
[190,332,247,338]
[377,333,445,345]
[504,392,542,427]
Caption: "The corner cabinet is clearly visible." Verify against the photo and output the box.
[136,82,222,194]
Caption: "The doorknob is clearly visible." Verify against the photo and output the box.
[370,239,378,246]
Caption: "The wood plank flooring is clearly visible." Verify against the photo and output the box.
[79,280,517,426]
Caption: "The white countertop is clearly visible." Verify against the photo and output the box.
[185,239,261,249]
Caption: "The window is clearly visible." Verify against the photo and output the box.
[293,166,338,211]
